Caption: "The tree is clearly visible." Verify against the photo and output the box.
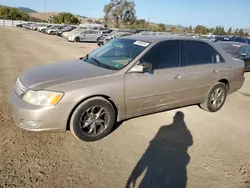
[51,13,79,24]
[194,25,208,34]
[103,0,136,27]
[189,25,193,33]
[167,26,178,33]
[158,24,166,32]
[238,28,244,37]
[0,6,31,21]
[227,27,232,35]
[214,25,226,35]
[208,28,214,34]
[234,28,239,36]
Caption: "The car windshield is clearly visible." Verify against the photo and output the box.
[218,43,242,55]
[82,38,150,70]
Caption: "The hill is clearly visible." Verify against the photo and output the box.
[28,12,59,21]
[17,7,37,13]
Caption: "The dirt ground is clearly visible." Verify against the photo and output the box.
[0,27,250,188]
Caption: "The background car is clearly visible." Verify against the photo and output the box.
[39,25,53,33]
[97,30,135,46]
[212,36,249,44]
[216,41,250,71]
[45,25,66,35]
[68,29,103,42]
[56,26,76,36]
[61,26,88,38]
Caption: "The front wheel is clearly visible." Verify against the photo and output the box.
[70,97,116,141]
[200,83,227,112]
[74,37,80,42]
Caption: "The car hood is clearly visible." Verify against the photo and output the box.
[20,59,115,90]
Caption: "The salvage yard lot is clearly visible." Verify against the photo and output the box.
[0,27,250,188]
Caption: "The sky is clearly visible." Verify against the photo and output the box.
[0,0,249,29]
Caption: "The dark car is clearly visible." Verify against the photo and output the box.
[216,41,250,71]
[16,23,23,28]
[212,36,249,44]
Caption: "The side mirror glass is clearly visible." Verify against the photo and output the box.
[129,62,152,73]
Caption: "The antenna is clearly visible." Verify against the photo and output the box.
[44,0,47,12]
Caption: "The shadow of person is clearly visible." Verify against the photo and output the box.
[126,111,193,188]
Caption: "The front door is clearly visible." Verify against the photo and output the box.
[125,40,183,117]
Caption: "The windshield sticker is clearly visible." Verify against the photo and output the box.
[232,44,241,47]
[134,41,150,47]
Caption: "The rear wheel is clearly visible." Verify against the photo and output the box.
[70,97,116,141]
[200,83,227,112]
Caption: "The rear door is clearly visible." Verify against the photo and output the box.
[178,40,221,102]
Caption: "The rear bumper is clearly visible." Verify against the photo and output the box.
[229,78,245,94]
[10,91,72,132]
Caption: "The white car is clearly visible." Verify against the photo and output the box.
[68,29,103,42]
[38,25,51,32]
[62,27,88,38]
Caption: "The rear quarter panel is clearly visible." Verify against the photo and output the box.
[213,44,245,94]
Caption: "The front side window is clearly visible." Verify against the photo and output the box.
[141,40,179,69]
[83,39,149,70]
[182,41,223,66]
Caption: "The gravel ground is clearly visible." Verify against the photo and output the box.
[0,27,250,188]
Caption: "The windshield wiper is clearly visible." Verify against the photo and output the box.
[90,57,118,70]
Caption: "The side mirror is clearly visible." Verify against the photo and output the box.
[141,62,152,72]
[240,52,247,57]
[129,64,144,73]
[129,62,152,73]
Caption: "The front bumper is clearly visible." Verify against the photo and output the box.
[68,37,75,42]
[10,91,72,132]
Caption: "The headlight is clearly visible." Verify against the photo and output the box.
[23,90,64,105]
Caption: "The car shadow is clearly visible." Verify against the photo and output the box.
[126,111,193,188]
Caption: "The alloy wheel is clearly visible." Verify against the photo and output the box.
[79,105,110,137]
[210,88,225,110]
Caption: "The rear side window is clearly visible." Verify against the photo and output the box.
[142,40,179,69]
[83,30,91,34]
[181,41,224,66]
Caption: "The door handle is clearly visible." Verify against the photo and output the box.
[213,69,218,73]
[174,75,182,79]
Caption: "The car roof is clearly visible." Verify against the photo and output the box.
[122,34,210,43]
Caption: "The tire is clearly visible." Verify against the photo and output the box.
[74,37,80,42]
[70,97,116,142]
[200,82,227,112]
